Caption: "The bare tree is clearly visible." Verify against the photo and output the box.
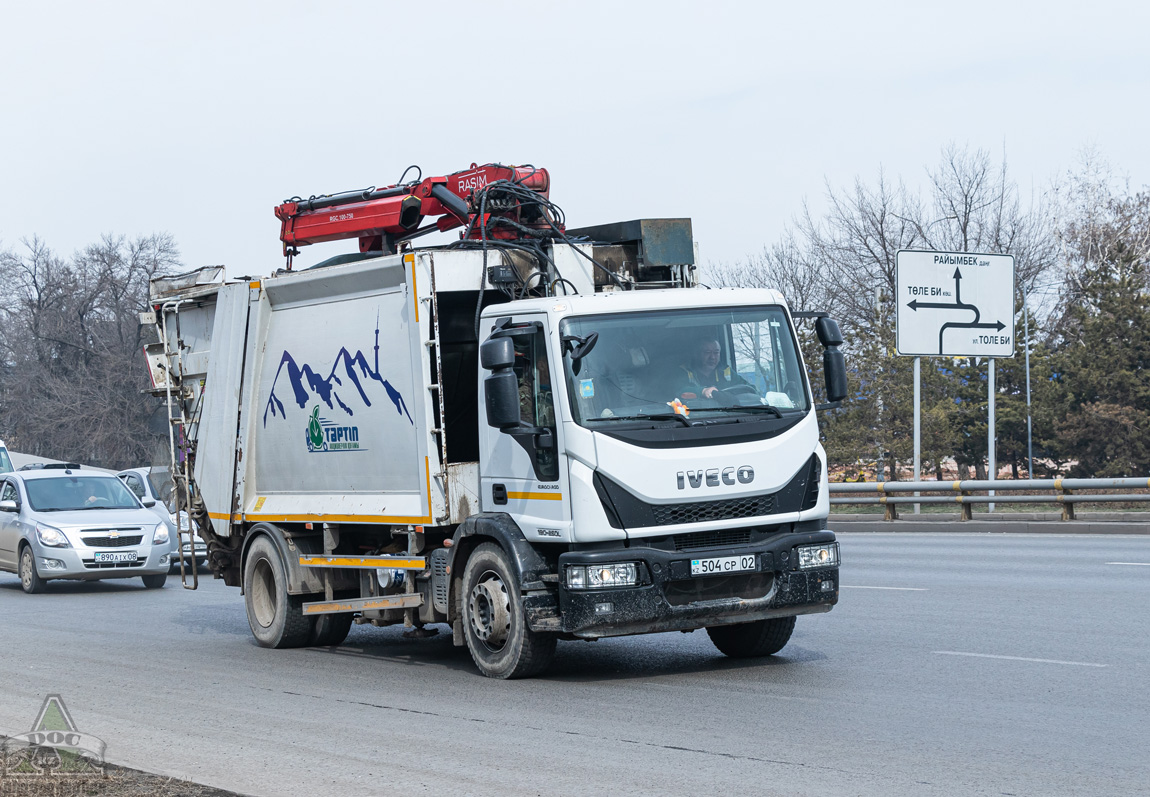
[708,145,1060,475]
[0,234,181,467]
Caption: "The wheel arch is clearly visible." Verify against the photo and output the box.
[445,513,550,622]
[240,522,327,596]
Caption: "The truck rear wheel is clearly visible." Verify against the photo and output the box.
[309,611,354,647]
[462,542,556,679]
[707,616,796,658]
[244,536,311,649]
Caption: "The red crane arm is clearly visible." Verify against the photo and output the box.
[274,164,554,258]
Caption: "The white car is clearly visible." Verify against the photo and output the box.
[0,468,171,592]
[117,467,208,572]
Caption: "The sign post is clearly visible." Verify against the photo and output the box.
[896,251,1015,510]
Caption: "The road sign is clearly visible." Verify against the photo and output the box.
[896,250,1015,357]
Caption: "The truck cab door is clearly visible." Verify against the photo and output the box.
[478,316,570,541]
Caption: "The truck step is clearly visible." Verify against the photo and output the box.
[298,555,427,570]
[302,593,424,616]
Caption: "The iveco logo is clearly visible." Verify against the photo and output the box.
[676,466,754,489]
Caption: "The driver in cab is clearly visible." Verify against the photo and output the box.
[677,338,746,401]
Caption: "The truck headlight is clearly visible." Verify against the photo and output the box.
[36,525,70,548]
[565,563,639,589]
[797,542,839,570]
[152,525,170,545]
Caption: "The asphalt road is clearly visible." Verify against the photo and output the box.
[2,533,1148,796]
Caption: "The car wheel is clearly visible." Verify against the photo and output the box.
[142,573,167,589]
[706,616,796,658]
[462,542,556,679]
[19,546,46,594]
[243,535,311,648]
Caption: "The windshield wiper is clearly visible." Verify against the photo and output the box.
[696,405,786,419]
[586,413,693,427]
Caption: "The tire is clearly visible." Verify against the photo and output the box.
[142,573,167,589]
[19,546,46,594]
[309,611,354,647]
[461,542,556,679]
[707,616,796,658]
[243,535,311,649]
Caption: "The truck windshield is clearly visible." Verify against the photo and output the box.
[0,448,11,473]
[560,305,809,427]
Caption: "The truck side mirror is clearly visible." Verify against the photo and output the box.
[484,370,521,430]
[823,347,848,403]
[815,317,843,347]
[806,315,847,408]
[480,337,515,370]
[0,499,18,512]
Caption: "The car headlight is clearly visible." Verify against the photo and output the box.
[36,524,71,548]
[797,542,839,570]
[565,563,639,589]
[152,525,170,545]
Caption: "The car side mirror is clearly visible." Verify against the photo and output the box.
[143,499,157,508]
[0,499,18,512]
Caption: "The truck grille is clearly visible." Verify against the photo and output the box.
[653,494,774,526]
[82,535,144,548]
[672,529,753,551]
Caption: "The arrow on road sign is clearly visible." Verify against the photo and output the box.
[905,268,1006,354]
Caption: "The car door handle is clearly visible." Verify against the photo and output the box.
[492,484,507,505]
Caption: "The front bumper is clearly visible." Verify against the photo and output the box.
[32,542,170,581]
[547,529,838,638]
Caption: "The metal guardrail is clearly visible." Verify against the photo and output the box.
[830,477,1150,521]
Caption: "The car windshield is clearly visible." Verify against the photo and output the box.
[560,305,809,427]
[0,449,11,473]
[25,476,142,512]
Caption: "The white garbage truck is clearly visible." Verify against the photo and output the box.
[146,164,847,678]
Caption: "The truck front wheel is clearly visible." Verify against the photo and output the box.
[462,542,556,679]
[244,536,311,649]
[707,616,796,658]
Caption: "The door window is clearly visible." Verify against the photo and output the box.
[509,329,558,481]
[121,473,146,499]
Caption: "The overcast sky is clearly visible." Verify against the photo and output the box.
[2,1,1147,276]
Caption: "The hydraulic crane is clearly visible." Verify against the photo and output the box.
[274,163,559,267]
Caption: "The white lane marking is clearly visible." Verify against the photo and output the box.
[934,651,1107,667]
[841,585,928,591]
[1106,562,1150,566]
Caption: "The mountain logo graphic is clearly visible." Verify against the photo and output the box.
[264,314,413,429]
